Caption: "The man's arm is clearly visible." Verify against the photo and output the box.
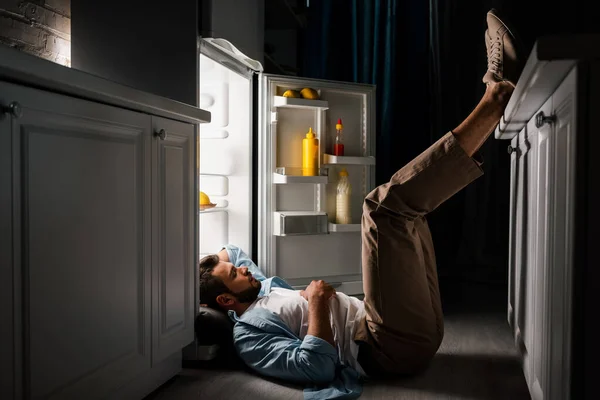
[307,295,335,347]
[303,280,336,347]
[233,322,338,384]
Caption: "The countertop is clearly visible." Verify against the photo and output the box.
[495,34,600,140]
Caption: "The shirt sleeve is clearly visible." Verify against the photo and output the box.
[223,244,267,281]
[233,323,338,385]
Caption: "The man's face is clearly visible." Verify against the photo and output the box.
[212,261,261,304]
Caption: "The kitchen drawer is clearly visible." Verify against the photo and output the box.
[273,211,328,236]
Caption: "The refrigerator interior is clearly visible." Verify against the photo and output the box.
[198,52,252,259]
[260,76,375,292]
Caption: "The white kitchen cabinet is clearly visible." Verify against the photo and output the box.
[496,35,600,400]
[506,131,518,332]
[0,85,15,400]
[151,116,195,365]
[0,80,152,399]
[0,45,208,399]
[545,70,576,400]
[509,125,530,384]
[527,95,553,399]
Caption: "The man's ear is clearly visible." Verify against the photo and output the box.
[216,293,235,308]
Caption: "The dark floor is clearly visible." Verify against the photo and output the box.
[146,280,531,400]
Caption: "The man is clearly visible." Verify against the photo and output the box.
[199,9,522,399]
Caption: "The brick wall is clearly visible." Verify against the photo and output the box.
[0,0,70,66]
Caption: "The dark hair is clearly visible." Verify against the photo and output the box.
[199,254,231,310]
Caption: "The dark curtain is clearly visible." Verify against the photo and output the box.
[303,0,429,185]
[428,0,600,282]
[427,0,510,283]
[303,0,600,284]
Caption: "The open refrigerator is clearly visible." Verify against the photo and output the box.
[198,38,376,295]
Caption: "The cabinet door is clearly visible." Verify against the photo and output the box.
[507,134,519,331]
[512,126,532,373]
[0,81,152,399]
[546,68,576,400]
[151,116,195,364]
[0,92,15,399]
[529,96,553,400]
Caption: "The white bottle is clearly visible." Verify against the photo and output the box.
[335,169,352,224]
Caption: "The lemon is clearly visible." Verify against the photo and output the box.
[199,191,211,206]
[282,89,301,98]
[300,88,319,100]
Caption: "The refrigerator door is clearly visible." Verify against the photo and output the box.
[198,39,259,259]
[258,74,376,295]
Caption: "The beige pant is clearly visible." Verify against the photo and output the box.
[355,132,483,376]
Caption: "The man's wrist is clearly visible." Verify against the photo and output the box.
[308,293,330,304]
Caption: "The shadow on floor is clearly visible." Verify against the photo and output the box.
[364,353,528,400]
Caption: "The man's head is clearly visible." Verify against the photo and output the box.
[198,254,261,312]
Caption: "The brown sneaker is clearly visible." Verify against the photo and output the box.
[483,9,521,86]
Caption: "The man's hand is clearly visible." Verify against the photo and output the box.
[302,280,336,347]
[300,280,336,302]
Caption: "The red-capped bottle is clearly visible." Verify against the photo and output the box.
[334,118,345,156]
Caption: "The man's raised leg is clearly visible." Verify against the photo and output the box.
[355,9,521,376]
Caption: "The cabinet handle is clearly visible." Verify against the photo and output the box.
[507,145,518,155]
[535,111,556,128]
[1,102,22,119]
[155,129,167,140]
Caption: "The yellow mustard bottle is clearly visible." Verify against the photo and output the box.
[302,127,319,176]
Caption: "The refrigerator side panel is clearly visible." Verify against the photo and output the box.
[257,73,276,276]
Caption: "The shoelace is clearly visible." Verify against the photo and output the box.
[487,36,503,76]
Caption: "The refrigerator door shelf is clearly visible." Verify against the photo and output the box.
[273,173,328,184]
[273,96,329,110]
[328,223,361,233]
[199,206,227,214]
[273,211,329,236]
[199,199,229,213]
[323,154,376,165]
[273,167,329,184]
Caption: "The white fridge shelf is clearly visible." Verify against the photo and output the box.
[273,96,329,110]
[328,223,361,233]
[199,199,228,213]
[273,173,328,184]
[323,154,376,165]
[199,207,226,214]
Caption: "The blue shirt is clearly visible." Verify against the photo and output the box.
[222,244,364,400]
